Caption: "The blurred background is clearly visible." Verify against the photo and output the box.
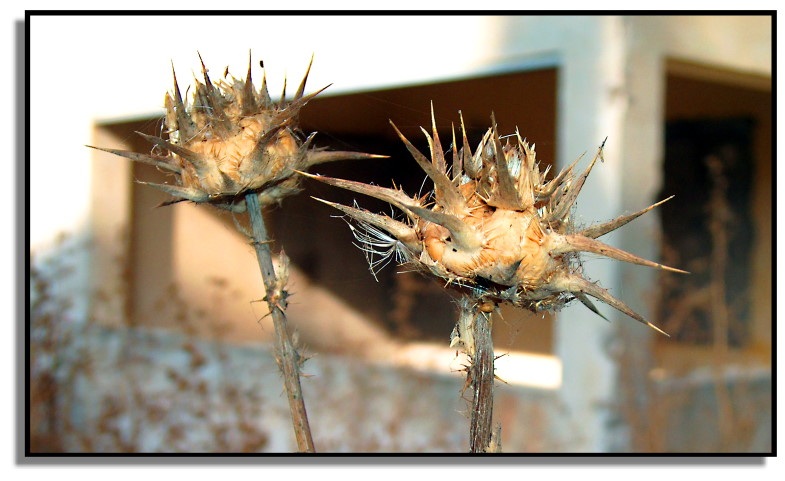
[28,14,772,453]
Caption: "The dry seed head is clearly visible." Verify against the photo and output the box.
[304,105,687,334]
[89,52,384,212]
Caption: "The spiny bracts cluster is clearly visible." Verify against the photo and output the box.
[303,106,686,335]
[90,53,382,212]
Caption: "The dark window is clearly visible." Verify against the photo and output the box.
[657,118,756,347]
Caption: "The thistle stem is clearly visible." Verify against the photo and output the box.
[245,192,315,453]
[468,304,496,453]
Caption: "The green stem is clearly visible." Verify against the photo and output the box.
[245,192,315,453]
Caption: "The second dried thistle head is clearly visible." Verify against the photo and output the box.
[305,106,686,334]
[91,53,382,212]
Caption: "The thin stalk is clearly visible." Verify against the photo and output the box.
[467,304,496,453]
[706,156,734,449]
[245,192,315,453]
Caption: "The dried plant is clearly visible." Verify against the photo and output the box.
[89,52,383,452]
[30,246,273,453]
[304,106,686,451]
[611,153,767,453]
[90,53,378,212]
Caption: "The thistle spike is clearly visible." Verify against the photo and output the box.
[85,145,180,173]
[304,150,389,168]
[293,54,314,102]
[196,52,233,134]
[197,51,219,112]
[554,233,689,274]
[554,274,669,336]
[136,132,211,174]
[574,293,609,322]
[429,102,448,174]
[458,111,474,177]
[488,113,523,209]
[537,152,582,201]
[311,197,421,254]
[297,171,420,217]
[171,60,184,106]
[451,122,462,181]
[546,142,604,224]
[467,128,492,179]
[136,181,210,203]
[299,132,318,155]
[281,83,331,115]
[391,121,466,214]
[259,60,272,106]
[515,129,536,205]
[197,51,212,90]
[170,61,195,140]
[241,50,258,115]
[278,76,287,109]
[579,196,675,239]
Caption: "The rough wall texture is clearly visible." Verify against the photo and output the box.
[41,325,576,453]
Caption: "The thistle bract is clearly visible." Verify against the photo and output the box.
[91,53,381,212]
[305,106,686,334]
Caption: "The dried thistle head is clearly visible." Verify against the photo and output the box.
[90,53,383,212]
[303,106,686,334]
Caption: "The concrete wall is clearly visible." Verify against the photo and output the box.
[51,325,572,453]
